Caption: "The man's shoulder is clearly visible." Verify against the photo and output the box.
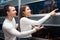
[3,19,11,28]
[3,18,9,24]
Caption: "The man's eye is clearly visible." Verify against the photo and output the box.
[13,10,16,11]
[27,9,29,10]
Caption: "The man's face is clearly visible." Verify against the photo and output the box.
[7,6,17,17]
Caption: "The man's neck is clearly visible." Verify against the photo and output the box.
[7,16,13,21]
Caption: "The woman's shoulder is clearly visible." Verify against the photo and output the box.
[20,17,28,20]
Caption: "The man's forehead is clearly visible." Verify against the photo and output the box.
[9,6,15,10]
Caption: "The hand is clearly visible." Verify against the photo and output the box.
[49,9,58,16]
[33,26,44,31]
[40,26,44,28]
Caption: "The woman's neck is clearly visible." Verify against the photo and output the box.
[25,15,29,17]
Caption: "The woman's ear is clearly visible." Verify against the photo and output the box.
[23,11,25,15]
[23,11,25,14]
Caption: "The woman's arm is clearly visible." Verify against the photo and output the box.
[20,9,58,26]
[21,14,50,26]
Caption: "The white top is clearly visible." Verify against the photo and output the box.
[2,18,36,40]
[20,14,51,38]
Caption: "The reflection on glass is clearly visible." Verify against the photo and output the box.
[26,0,58,14]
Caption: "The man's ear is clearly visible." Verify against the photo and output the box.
[7,11,9,16]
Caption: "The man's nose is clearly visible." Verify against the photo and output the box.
[15,11,17,13]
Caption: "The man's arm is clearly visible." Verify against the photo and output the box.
[16,23,18,28]
[3,26,36,38]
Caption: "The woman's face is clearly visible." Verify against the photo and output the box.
[23,6,31,17]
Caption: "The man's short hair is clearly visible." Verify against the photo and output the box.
[4,4,14,16]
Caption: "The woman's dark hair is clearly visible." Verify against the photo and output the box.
[19,5,29,19]
[19,5,29,31]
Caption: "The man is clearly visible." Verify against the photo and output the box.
[2,4,44,40]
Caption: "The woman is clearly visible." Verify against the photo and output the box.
[20,5,57,40]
